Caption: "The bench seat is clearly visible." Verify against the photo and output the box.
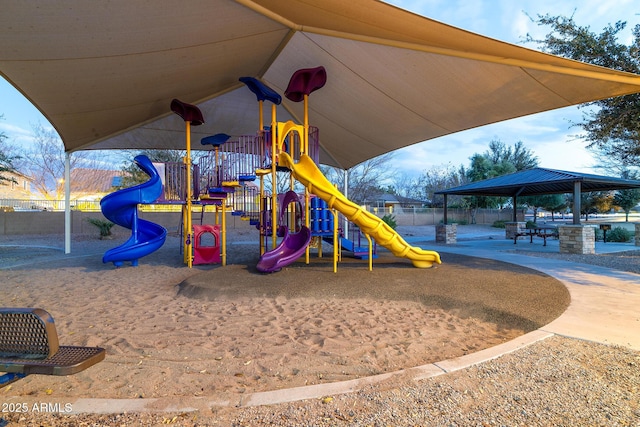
[0,308,105,387]
[0,346,105,377]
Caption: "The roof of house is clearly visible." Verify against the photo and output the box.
[365,192,427,205]
[70,169,122,193]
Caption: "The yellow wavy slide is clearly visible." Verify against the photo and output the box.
[279,152,441,268]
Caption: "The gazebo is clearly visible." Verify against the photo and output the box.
[436,168,640,253]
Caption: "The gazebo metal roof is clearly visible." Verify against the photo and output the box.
[436,168,640,197]
[436,168,640,224]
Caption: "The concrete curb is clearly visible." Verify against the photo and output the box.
[61,330,553,414]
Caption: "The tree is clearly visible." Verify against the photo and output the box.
[539,194,569,222]
[484,140,538,172]
[20,122,99,200]
[613,171,640,221]
[529,14,640,168]
[592,191,614,214]
[389,171,422,200]
[320,152,396,205]
[412,163,467,208]
[568,191,613,221]
[521,193,567,223]
[614,189,640,221]
[118,149,185,188]
[464,140,539,209]
[0,150,15,183]
[0,114,20,183]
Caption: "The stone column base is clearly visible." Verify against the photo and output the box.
[505,222,525,240]
[559,225,595,254]
[436,223,457,244]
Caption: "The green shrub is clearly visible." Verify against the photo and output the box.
[525,220,537,229]
[606,227,633,243]
[87,217,115,238]
[382,214,397,230]
[492,220,507,229]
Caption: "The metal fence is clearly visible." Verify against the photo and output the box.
[0,198,102,212]
[1,198,521,226]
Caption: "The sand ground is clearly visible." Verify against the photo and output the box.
[0,225,637,426]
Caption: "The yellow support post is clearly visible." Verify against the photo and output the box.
[303,93,310,264]
[170,98,203,268]
[185,120,193,268]
[182,204,189,264]
[364,233,373,271]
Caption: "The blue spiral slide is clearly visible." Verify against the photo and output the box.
[100,155,167,267]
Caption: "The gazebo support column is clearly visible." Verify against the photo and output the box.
[436,194,456,244]
[505,221,525,241]
[559,224,595,254]
[573,181,581,225]
[436,223,456,244]
[505,193,525,240]
[442,194,448,224]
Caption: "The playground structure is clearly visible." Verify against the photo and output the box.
[100,66,441,271]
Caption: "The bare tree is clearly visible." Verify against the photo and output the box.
[414,163,467,207]
[390,172,423,200]
[0,114,20,183]
[20,122,99,200]
[320,152,396,204]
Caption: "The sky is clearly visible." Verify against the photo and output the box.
[386,0,640,175]
[1,0,639,175]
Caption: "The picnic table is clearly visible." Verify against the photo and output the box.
[514,225,558,247]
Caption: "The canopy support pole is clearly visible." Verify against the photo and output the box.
[64,153,71,254]
[343,169,349,237]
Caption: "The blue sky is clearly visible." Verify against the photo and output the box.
[387,0,640,175]
[1,0,639,174]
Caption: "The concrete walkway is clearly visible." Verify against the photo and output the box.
[432,235,640,351]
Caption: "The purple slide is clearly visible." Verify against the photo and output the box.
[256,226,312,273]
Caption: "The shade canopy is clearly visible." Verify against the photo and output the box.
[4,1,640,169]
[436,168,640,197]
[436,168,640,224]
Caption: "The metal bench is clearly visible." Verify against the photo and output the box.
[0,308,105,388]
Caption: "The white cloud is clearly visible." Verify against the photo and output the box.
[0,122,35,148]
